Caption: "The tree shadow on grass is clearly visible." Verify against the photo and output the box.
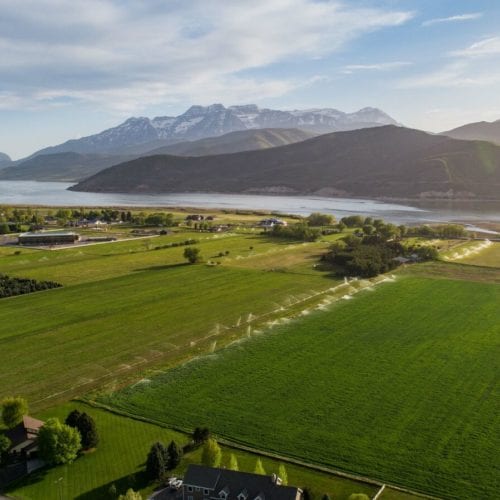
[134,262,191,272]
[4,465,49,494]
[75,470,150,500]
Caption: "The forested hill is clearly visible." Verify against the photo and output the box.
[71,125,500,200]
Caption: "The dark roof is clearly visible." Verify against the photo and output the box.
[183,465,302,500]
[5,416,44,449]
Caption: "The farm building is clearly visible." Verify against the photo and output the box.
[182,464,303,500]
[18,231,80,245]
[4,416,44,459]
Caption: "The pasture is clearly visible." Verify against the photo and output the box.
[7,402,377,500]
[0,231,339,407]
[98,276,500,499]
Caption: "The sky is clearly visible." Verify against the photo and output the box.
[1,0,500,159]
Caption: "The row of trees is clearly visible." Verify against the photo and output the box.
[0,274,62,298]
[270,223,322,242]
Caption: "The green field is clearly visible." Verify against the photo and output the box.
[0,232,338,407]
[98,276,500,499]
[7,403,378,500]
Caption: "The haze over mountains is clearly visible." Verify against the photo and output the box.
[441,120,500,145]
[71,126,500,201]
[0,128,314,181]
[28,104,397,157]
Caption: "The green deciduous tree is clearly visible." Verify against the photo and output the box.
[183,246,202,264]
[254,458,266,475]
[0,434,11,464]
[228,453,239,471]
[307,213,335,227]
[278,464,288,485]
[38,418,81,465]
[118,489,142,500]
[1,396,28,428]
[201,438,222,468]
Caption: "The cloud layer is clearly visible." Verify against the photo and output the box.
[0,0,412,114]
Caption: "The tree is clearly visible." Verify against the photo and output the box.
[65,409,82,428]
[278,464,288,485]
[1,396,28,428]
[118,489,142,500]
[201,438,221,468]
[0,434,11,464]
[146,442,166,480]
[65,410,98,449]
[307,213,334,227]
[192,426,210,445]
[322,495,332,500]
[78,413,99,449]
[38,418,81,465]
[183,246,202,264]
[228,453,239,471]
[254,458,266,475]
[166,440,182,470]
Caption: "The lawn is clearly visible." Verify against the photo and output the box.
[98,276,500,499]
[7,403,377,500]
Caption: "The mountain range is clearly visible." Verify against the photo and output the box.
[0,128,314,181]
[441,120,500,145]
[27,104,398,157]
[71,125,500,200]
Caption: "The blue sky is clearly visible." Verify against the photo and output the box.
[1,0,500,159]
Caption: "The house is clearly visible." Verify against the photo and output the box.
[186,215,205,221]
[259,218,288,228]
[182,464,303,500]
[4,416,44,459]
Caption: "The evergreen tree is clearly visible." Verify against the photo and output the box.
[254,458,266,475]
[77,413,99,449]
[201,438,222,468]
[166,440,182,470]
[193,426,210,445]
[65,411,98,449]
[65,409,82,428]
[322,495,332,500]
[278,464,288,485]
[228,453,239,471]
[146,442,166,481]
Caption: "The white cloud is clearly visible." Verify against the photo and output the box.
[342,61,411,74]
[0,0,413,113]
[397,34,500,90]
[449,36,500,58]
[422,13,482,27]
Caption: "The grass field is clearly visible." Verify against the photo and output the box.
[459,241,500,267]
[0,231,342,408]
[7,402,378,500]
[98,275,500,499]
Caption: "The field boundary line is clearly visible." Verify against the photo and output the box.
[79,399,440,500]
[372,484,385,500]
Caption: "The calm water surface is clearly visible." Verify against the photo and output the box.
[1,181,500,226]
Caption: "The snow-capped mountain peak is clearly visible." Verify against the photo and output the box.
[30,104,399,157]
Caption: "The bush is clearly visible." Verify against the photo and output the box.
[307,213,335,226]
[270,223,321,242]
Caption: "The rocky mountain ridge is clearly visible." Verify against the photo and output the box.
[31,104,398,157]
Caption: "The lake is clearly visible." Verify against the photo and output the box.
[1,180,500,227]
